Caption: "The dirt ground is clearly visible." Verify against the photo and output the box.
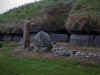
[13,47,70,60]
[13,42,100,60]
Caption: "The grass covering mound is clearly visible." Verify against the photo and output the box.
[0,0,72,22]
[65,0,100,34]
[0,0,73,34]
[0,0,100,34]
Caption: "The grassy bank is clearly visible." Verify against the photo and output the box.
[0,0,72,22]
[0,41,100,75]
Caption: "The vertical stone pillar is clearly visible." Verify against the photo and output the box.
[23,20,31,49]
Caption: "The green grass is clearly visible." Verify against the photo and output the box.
[71,0,100,15]
[0,0,100,22]
[0,0,72,22]
[0,42,100,75]
[0,0,74,34]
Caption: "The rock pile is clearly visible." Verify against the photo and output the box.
[51,43,100,63]
[52,44,72,56]
[73,51,100,64]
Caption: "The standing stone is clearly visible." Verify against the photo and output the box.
[33,31,52,52]
[23,20,31,49]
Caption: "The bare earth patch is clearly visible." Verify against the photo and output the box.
[13,46,71,60]
[13,43,100,66]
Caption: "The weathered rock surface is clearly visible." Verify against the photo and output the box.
[32,31,52,52]
[94,36,100,47]
[70,34,100,47]
[50,34,68,42]
[65,0,100,34]
[52,43,72,56]
[70,35,89,46]
[53,49,71,56]
[1,35,22,41]
[73,51,100,64]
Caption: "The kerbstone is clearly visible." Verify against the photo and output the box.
[70,35,90,46]
[95,36,100,47]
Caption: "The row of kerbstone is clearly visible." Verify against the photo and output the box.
[70,34,100,47]
[50,34,68,42]
[2,35,22,41]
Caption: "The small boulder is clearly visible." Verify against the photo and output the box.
[54,50,71,56]
[52,45,72,56]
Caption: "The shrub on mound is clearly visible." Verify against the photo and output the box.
[65,0,100,34]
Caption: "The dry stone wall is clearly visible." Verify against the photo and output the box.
[1,35,22,41]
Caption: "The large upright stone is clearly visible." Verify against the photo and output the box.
[23,20,31,49]
[33,31,52,52]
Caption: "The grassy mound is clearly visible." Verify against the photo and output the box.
[65,0,100,34]
[0,0,73,34]
[0,0,100,34]
[0,0,72,22]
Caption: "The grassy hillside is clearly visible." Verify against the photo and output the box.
[0,0,72,22]
[0,0,74,34]
[65,0,100,34]
[70,0,100,13]
[0,0,100,34]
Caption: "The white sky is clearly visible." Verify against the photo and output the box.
[0,0,40,14]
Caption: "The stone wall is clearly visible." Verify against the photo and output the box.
[1,35,22,41]
[95,36,100,47]
[70,34,100,47]
[0,33,68,42]
[50,34,68,42]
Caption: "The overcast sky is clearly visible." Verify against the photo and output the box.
[0,0,40,14]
